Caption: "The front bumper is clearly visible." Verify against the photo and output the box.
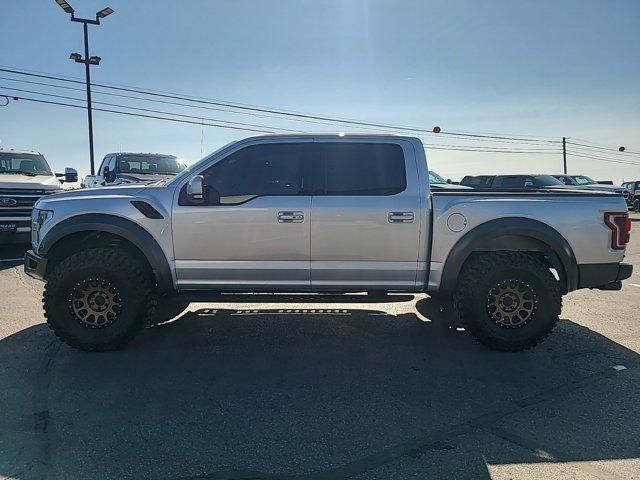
[578,263,633,291]
[0,231,31,244]
[24,249,47,282]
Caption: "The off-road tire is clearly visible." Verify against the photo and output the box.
[148,295,190,326]
[453,252,562,352]
[44,248,158,351]
[633,197,640,212]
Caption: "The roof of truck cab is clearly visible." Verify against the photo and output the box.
[106,152,178,157]
[465,174,560,177]
[0,148,42,155]
[243,133,419,141]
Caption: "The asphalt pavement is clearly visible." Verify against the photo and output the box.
[0,237,639,480]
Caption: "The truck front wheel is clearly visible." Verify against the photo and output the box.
[453,252,562,351]
[44,248,158,351]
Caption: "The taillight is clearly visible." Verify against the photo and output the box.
[604,212,631,250]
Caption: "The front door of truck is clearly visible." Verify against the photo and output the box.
[172,141,313,290]
[310,141,422,290]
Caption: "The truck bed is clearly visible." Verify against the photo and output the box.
[428,188,627,292]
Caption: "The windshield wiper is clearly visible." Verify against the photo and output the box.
[2,170,38,176]
[148,178,169,186]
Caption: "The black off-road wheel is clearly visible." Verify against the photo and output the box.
[633,198,640,212]
[44,248,158,351]
[453,252,562,352]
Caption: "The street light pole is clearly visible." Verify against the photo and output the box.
[81,21,96,175]
[54,0,114,175]
[562,136,567,174]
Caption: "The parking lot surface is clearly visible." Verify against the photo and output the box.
[0,237,639,480]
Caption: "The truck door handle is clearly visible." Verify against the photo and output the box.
[277,211,304,223]
[388,211,414,223]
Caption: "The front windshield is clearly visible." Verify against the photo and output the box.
[118,155,187,175]
[572,175,596,185]
[428,171,446,184]
[0,152,53,176]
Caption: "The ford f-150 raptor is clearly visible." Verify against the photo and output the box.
[24,135,632,352]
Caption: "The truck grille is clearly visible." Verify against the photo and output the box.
[0,188,46,196]
[0,188,47,233]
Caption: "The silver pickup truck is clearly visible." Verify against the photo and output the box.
[24,134,632,352]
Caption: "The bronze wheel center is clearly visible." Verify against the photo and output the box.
[486,279,537,328]
[69,277,123,329]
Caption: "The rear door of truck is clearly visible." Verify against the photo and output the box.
[310,139,422,290]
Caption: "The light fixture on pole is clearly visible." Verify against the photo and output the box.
[54,0,114,175]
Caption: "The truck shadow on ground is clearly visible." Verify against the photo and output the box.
[0,296,638,479]
[0,243,29,271]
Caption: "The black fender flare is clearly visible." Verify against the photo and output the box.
[439,217,578,293]
[40,213,174,293]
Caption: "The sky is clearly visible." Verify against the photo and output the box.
[0,0,639,183]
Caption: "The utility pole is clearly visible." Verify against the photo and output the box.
[54,0,114,175]
[562,136,567,174]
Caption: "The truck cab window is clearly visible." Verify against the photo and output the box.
[202,143,309,204]
[316,142,406,195]
[108,155,117,172]
[499,176,528,188]
[559,177,574,185]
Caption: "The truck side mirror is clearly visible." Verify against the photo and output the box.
[64,167,78,183]
[187,175,205,204]
[104,166,116,183]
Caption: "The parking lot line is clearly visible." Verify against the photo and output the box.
[628,283,640,287]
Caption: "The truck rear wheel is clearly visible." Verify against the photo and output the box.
[44,248,158,351]
[453,252,562,351]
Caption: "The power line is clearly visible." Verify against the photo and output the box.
[567,144,640,159]
[566,140,640,157]
[0,67,444,134]
[422,142,559,152]
[5,89,635,162]
[0,85,300,132]
[1,85,565,154]
[572,137,640,153]
[567,152,640,166]
[0,75,411,133]
[425,145,560,154]
[0,66,560,143]
[3,65,637,167]
[6,95,276,134]
[565,144,640,165]
[0,81,564,149]
[0,74,567,148]
[6,92,639,167]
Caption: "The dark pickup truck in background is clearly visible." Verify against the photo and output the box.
[460,174,568,189]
